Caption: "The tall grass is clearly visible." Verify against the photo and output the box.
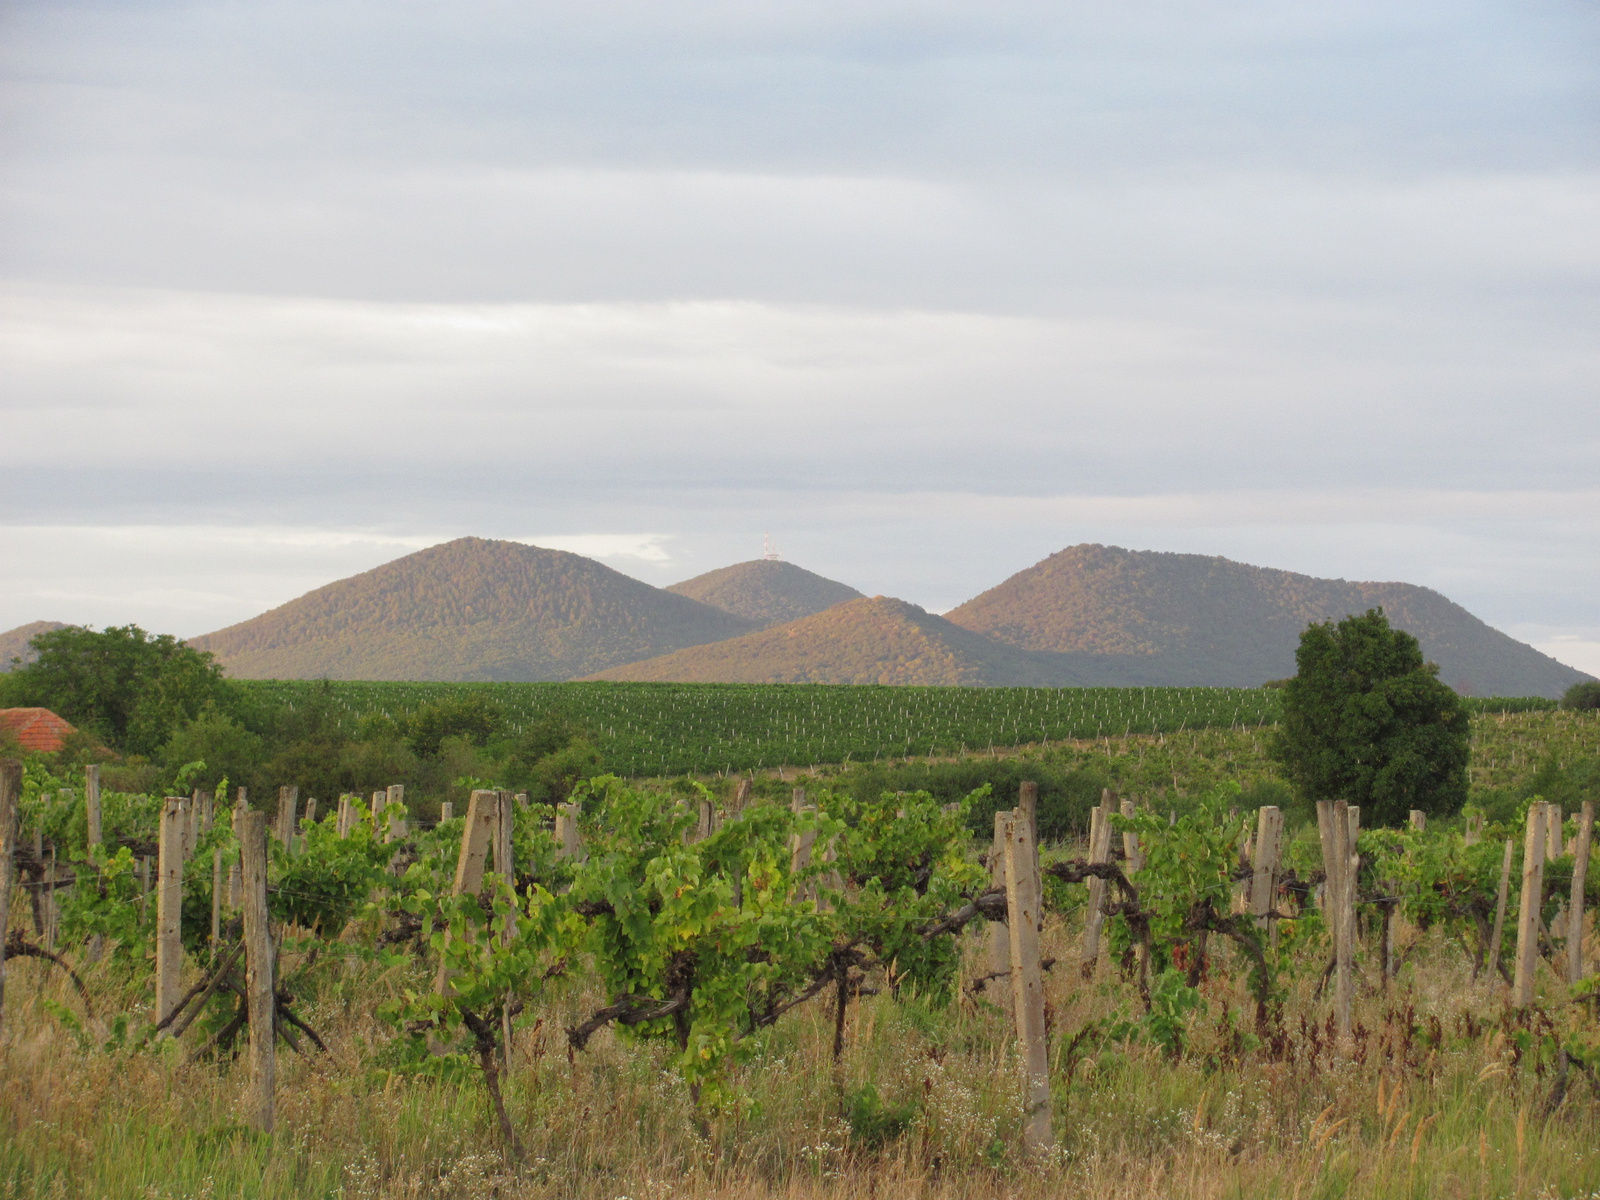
[3,899,1596,1199]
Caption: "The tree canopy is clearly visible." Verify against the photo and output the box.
[0,624,237,756]
[1269,608,1469,826]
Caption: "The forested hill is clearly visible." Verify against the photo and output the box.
[189,538,756,681]
[944,544,1588,698]
[585,595,1073,686]
[666,559,863,628]
[0,621,68,672]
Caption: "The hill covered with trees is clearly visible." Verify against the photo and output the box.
[666,559,862,628]
[0,621,68,672]
[189,538,756,681]
[585,595,1070,685]
[944,544,1586,698]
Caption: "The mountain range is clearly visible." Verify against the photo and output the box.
[1,540,1588,696]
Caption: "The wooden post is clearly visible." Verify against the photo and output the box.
[494,791,517,1056]
[1081,801,1113,977]
[155,797,185,1029]
[440,802,454,822]
[0,760,19,1032]
[697,796,718,842]
[1001,810,1053,1155]
[1018,780,1038,843]
[1249,806,1283,929]
[514,792,528,809]
[732,778,752,812]
[1513,801,1548,1007]
[301,798,317,830]
[1465,811,1484,846]
[187,789,203,855]
[1568,801,1594,985]
[371,791,386,828]
[200,789,214,834]
[1547,804,1564,861]
[1317,801,1353,1038]
[1487,838,1515,982]
[1408,810,1426,832]
[988,809,1011,978]
[211,847,223,945]
[84,763,102,853]
[238,810,275,1132]
[1119,796,1143,872]
[275,786,298,847]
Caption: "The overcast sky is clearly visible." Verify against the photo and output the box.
[2,0,1597,673]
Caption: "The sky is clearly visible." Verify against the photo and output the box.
[1,0,1597,674]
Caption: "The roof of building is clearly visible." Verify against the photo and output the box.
[0,707,79,754]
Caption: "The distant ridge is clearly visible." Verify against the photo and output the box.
[190,538,756,681]
[666,559,863,628]
[0,621,69,672]
[944,544,1588,698]
[585,596,1074,686]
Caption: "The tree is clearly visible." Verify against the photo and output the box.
[1270,608,1469,826]
[0,624,237,757]
[1562,681,1600,711]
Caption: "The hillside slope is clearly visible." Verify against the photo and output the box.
[945,544,1589,697]
[190,538,756,681]
[666,559,863,628]
[0,621,69,672]
[585,596,1079,686]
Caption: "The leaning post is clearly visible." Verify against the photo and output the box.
[1513,801,1548,1007]
[1002,809,1053,1155]
[239,810,275,1132]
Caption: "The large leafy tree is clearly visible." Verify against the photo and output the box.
[0,624,237,756]
[1270,608,1469,826]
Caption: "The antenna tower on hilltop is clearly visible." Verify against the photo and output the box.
[762,534,782,562]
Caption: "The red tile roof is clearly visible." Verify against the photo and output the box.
[0,708,78,753]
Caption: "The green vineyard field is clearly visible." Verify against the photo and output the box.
[237,680,1555,778]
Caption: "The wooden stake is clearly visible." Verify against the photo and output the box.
[1513,801,1547,1007]
[1119,796,1143,873]
[1317,801,1353,1039]
[200,789,214,834]
[386,785,406,842]
[988,809,1011,977]
[732,778,752,812]
[790,789,817,900]
[1018,780,1038,843]
[1547,804,1564,861]
[1081,801,1114,977]
[239,810,275,1132]
[1002,810,1053,1155]
[1487,838,1515,983]
[554,803,584,861]
[84,763,102,852]
[1568,801,1594,985]
[0,759,19,1033]
[301,798,316,830]
[211,847,223,945]
[274,786,298,847]
[155,797,185,1030]
[1465,811,1484,846]
[494,790,517,1058]
[1249,806,1283,929]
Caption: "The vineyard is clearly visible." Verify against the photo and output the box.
[235,680,1554,780]
[2,712,1600,1200]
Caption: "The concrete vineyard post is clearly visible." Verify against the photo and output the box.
[0,760,19,1033]
[371,792,385,830]
[513,793,528,809]
[732,778,751,812]
[1487,838,1515,983]
[434,791,497,1002]
[336,796,350,838]
[301,798,316,830]
[1513,801,1548,1007]
[1409,810,1426,832]
[1466,811,1484,846]
[697,796,717,842]
[790,788,817,901]
[1018,779,1038,842]
[554,804,584,861]
[988,810,1011,977]
[1001,810,1053,1155]
[200,789,214,834]
[1249,806,1283,930]
[155,798,185,1030]
[1547,805,1564,861]
[84,763,102,852]
[440,802,454,822]
[1569,801,1594,985]
[239,810,275,1133]
[386,785,406,842]
[275,786,298,848]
